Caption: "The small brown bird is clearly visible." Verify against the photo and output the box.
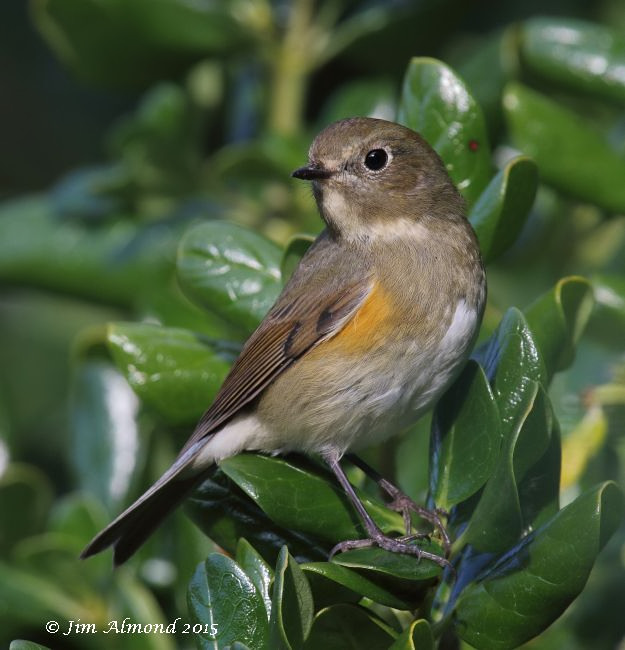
[81,117,486,567]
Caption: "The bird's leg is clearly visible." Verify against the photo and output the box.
[346,454,451,555]
[322,451,450,570]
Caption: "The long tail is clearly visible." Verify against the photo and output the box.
[80,450,207,566]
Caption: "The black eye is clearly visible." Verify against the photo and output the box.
[364,149,388,171]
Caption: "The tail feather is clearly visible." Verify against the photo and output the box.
[80,442,208,565]
[81,474,202,566]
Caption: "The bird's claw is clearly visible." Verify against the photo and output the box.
[329,531,452,570]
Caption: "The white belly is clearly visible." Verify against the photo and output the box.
[257,298,480,455]
[195,299,479,466]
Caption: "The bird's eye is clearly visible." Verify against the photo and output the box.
[364,149,388,171]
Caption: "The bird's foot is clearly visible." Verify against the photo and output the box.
[329,530,451,570]
[379,480,451,556]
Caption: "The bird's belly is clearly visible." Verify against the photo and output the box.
[256,299,479,455]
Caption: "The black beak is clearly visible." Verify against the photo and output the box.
[292,165,334,181]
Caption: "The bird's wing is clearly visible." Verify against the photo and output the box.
[180,269,372,454]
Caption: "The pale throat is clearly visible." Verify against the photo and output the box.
[320,185,429,243]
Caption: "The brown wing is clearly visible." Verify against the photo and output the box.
[180,272,372,455]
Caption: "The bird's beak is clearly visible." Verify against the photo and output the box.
[291,165,334,181]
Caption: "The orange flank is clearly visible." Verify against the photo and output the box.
[325,282,394,353]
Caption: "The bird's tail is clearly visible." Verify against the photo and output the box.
[80,453,205,566]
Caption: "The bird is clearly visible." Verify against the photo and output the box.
[81,117,486,567]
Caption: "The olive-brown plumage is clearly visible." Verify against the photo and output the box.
[81,117,486,566]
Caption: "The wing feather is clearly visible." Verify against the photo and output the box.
[180,273,372,454]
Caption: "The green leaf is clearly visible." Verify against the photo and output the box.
[236,538,273,617]
[187,468,329,565]
[108,83,203,198]
[525,276,594,381]
[0,560,87,626]
[591,273,625,346]
[111,571,177,650]
[177,221,282,333]
[10,642,52,650]
[512,386,560,529]
[318,78,397,127]
[219,454,402,544]
[454,482,624,650]
[330,544,443,610]
[269,546,314,650]
[107,322,232,424]
[455,30,514,133]
[474,308,547,437]
[520,17,625,104]
[48,493,108,542]
[32,0,250,87]
[394,415,431,504]
[0,465,53,555]
[459,382,559,552]
[503,82,625,213]
[398,57,492,206]
[469,156,538,263]
[302,561,411,610]
[0,197,177,306]
[303,604,395,650]
[332,544,442,582]
[430,361,501,512]
[389,619,434,650]
[188,553,269,650]
[280,234,315,284]
[70,360,139,509]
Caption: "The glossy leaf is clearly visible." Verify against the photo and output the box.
[187,468,329,565]
[332,542,442,582]
[0,197,176,306]
[32,0,250,87]
[236,538,273,617]
[107,83,203,198]
[219,454,402,543]
[269,546,314,650]
[0,560,87,626]
[70,360,139,509]
[456,30,514,133]
[303,604,395,650]
[0,465,53,555]
[107,322,232,424]
[394,415,431,504]
[318,78,396,127]
[302,561,411,610]
[10,642,52,650]
[389,619,434,650]
[511,386,561,528]
[188,553,269,650]
[454,482,624,650]
[474,307,547,436]
[469,156,538,264]
[503,82,625,213]
[525,276,594,381]
[430,361,500,512]
[521,17,625,104]
[459,382,559,552]
[177,221,282,333]
[591,273,625,344]
[112,571,178,650]
[398,57,492,206]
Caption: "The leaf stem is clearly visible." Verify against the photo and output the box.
[268,0,315,135]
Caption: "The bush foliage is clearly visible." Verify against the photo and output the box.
[3,2,625,649]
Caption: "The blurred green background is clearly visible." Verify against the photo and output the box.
[1,0,625,648]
